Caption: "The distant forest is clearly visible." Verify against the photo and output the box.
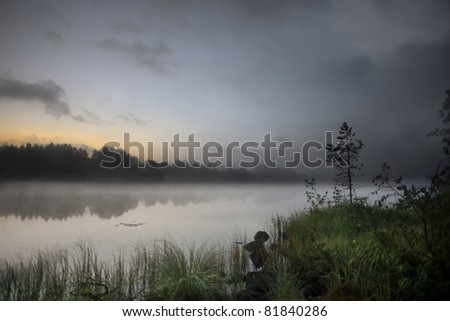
[0,143,302,183]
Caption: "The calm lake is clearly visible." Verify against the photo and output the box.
[0,182,380,260]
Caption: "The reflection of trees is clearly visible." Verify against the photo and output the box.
[88,195,140,219]
[0,183,280,221]
[0,191,140,220]
[0,193,87,221]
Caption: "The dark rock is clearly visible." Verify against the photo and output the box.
[236,271,275,300]
[244,231,270,269]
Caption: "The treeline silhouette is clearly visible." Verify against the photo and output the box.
[0,143,302,183]
[0,183,268,220]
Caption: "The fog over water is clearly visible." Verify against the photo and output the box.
[0,181,390,259]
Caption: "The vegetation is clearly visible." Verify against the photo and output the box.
[428,88,450,185]
[0,144,302,183]
[326,121,363,204]
[0,241,232,301]
[274,203,449,300]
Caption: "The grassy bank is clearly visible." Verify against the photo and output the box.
[273,204,448,300]
[1,203,448,300]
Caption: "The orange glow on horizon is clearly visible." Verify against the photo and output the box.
[0,131,170,161]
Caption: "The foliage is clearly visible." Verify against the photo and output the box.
[305,178,348,209]
[305,178,328,209]
[274,204,448,300]
[0,143,302,183]
[429,89,450,156]
[326,122,363,204]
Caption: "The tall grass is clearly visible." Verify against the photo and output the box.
[272,203,445,300]
[0,240,238,300]
[154,241,225,300]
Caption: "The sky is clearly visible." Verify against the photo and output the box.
[0,0,450,178]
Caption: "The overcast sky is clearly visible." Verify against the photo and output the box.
[0,0,449,178]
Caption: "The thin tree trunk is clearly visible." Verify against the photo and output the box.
[347,147,352,204]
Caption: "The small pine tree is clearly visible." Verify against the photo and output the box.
[326,121,363,204]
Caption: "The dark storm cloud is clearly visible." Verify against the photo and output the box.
[290,38,450,179]
[0,76,70,117]
[320,38,450,178]
[325,54,373,81]
[393,40,450,89]
[380,39,450,173]
[97,38,177,73]
[354,124,442,182]
[116,114,147,127]
[366,128,442,179]
[342,55,373,79]
[358,39,450,120]
[45,30,63,46]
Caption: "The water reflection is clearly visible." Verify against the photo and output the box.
[0,182,298,221]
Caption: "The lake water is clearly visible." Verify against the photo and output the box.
[0,182,381,260]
